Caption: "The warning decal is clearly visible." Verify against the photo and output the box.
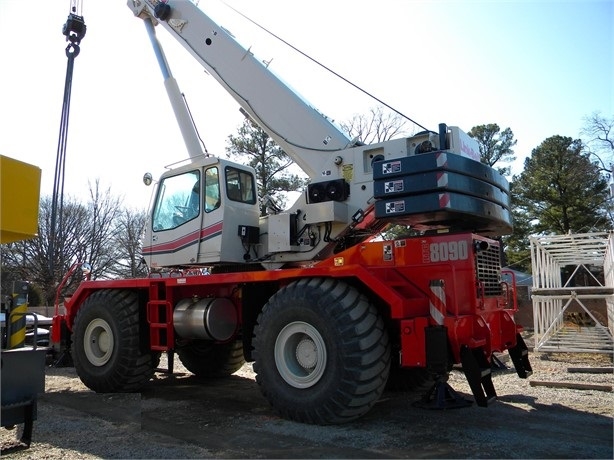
[385,201,405,214]
[381,161,402,175]
[384,180,404,194]
[383,244,393,261]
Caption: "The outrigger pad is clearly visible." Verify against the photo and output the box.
[413,375,473,410]
[460,346,497,407]
[508,333,533,378]
[490,354,509,371]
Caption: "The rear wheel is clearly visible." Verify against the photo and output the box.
[253,278,390,424]
[72,289,159,392]
[177,340,245,377]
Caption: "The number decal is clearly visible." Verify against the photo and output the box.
[429,241,468,262]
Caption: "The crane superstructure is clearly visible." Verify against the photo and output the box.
[50,0,532,425]
[129,0,508,270]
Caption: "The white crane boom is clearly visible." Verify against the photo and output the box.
[128,0,354,178]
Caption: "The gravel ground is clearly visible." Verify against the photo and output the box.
[1,333,613,459]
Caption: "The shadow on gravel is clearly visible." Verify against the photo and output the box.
[25,368,614,459]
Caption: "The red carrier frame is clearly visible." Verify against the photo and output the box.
[52,231,530,408]
[54,232,519,357]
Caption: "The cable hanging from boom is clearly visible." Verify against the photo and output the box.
[222,1,430,133]
[48,5,86,279]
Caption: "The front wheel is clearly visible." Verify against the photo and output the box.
[72,289,159,392]
[253,278,390,424]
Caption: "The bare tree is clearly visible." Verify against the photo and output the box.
[81,180,123,279]
[107,207,148,278]
[340,106,410,144]
[1,196,88,305]
[581,111,614,173]
[0,182,123,305]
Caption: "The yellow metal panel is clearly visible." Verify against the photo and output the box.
[0,155,41,244]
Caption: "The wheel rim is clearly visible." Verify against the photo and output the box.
[274,321,327,389]
[83,318,114,366]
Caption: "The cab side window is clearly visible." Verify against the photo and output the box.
[205,167,221,213]
[225,166,256,204]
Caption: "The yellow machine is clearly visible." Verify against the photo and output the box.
[0,155,45,453]
[0,155,41,348]
[0,155,41,244]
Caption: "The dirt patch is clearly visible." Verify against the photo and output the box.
[2,348,613,459]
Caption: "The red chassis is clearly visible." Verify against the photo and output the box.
[53,232,523,370]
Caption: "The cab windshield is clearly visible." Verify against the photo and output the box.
[152,170,200,231]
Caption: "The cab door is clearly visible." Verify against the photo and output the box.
[144,169,203,268]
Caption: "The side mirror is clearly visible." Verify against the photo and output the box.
[143,172,153,186]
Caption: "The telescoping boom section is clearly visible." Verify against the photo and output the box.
[49,0,532,425]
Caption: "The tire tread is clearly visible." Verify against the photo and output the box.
[253,278,390,424]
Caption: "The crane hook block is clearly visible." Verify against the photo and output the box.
[154,3,172,21]
[62,13,86,46]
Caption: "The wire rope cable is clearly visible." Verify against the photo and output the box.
[220,0,430,133]
[49,5,86,278]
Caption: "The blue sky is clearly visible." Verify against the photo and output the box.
[0,0,612,209]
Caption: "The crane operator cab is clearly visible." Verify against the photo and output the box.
[142,157,260,269]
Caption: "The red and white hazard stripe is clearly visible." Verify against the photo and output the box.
[429,279,446,325]
[436,171,448,188]
[438,193,450,209]
[435,152,448,168]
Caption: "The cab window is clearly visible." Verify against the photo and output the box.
[225,166,256,204]
[205,167,221,213]
[152,170,200,231]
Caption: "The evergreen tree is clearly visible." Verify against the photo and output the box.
[513,135,610,235]
[468,123,517,176]
[226,119,305,216]
[502,180,534,272]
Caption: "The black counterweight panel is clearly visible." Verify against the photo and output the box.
[372,152,512,235]
[373,170,510,210]
[373,152,509,192]
[374,191,512,236]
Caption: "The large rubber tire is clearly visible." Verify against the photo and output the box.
[177,340,245,378]
[72,289,160,393]
[253,278,390,425]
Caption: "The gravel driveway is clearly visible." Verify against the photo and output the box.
[2,335,612,459]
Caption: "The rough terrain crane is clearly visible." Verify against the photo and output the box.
[51,0,532,424]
